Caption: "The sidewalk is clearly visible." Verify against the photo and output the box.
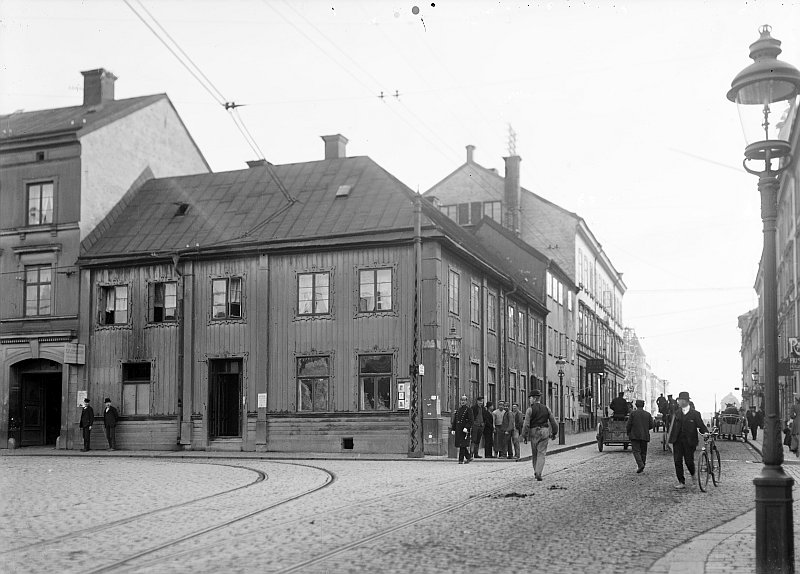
[1,430,599,461]
[649,432,800,574]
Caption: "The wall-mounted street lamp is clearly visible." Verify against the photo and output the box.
[444,325,462,411]
[728,24,800,573]
[556,355,566,445]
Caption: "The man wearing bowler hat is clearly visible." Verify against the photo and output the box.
[103,398,120,450]
[668,391,708,489]
[521,389,558,481]
[79,398,94,452]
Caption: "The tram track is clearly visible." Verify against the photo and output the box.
[100,447,606,573]
[0,461,268,556]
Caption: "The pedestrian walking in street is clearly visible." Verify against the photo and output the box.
[492,401,510,458]
[450,395,474,464]
[79,398,94,452]
[103,397,119,450]
[510,403,524,459]
[746,406,758,440]
[483,401,495,458]
[610,391,629,420]
[521,390,558,481]
[626,399,653,473]
[668,391,708,489]
[470,396,486,459]
[755,407,765,437]
[790,395,800,456]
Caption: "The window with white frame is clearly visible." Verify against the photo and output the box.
[448,270,459,315]
[150,281,177,323]
[470,361,480,399]
[100,285,128,325]
[212,277,242,319]
[487,291,497,331]
[24,264,52,316]
[470,283,480,324]
[359,268,392,312]
[508,305,515,340]
[297,356,330,411]
[27,181,54,226]
[298,272,330,315]
[546,271,553,298]
[518,310,525,345]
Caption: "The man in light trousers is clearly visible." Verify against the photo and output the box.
[521,390,558,481]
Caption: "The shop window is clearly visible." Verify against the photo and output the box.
[297,356,330,411]
[359,354,392,410]
[122,362,150,415]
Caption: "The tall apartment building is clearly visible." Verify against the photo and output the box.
[0,68,209,448]
[425,145,626,427]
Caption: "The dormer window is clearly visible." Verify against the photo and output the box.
[27,182,54,226]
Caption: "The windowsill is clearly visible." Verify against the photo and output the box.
[1,314,77,323]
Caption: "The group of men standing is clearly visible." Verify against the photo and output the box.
[450,391,559,481]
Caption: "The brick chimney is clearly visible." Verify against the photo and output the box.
[81,68,117,107]
[503,155,521,236]
[321,134,348,159]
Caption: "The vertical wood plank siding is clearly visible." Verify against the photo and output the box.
[84,238,544,453]
[268,246,413,413]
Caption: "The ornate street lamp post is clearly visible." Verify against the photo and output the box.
[556,355,566,445]
[728,25,800,573]
[444,326,462,407]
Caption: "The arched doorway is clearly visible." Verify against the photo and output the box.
[10,359,62,446]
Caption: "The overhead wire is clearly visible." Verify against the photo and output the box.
[263,0,461,166]
[122,0,295,203]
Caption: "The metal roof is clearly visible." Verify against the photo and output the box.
[0,95,165,141]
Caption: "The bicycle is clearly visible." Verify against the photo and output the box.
[697,427,721,492]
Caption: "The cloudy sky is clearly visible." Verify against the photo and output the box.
[2,0,800,414]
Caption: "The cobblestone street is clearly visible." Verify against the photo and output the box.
[4,434,800,573]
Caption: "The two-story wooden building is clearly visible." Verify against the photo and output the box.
[75,135,547,454]
[0,68,209,449]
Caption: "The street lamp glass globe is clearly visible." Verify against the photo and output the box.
[728,25,800,162]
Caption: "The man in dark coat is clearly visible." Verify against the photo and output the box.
[657,393,668,416]
[450,395,474,464]
[745,406,758,440]
[626,399,654,473]
[470,396,487,459]
[610,391,629,420]
[668,391,709,489]
[103,397,120,450]
[79,398,94,452]
[483,401,495,458]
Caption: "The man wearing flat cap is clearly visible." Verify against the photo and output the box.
[626,399,654,473]
[668,391,708,489]
[521,389,558,481]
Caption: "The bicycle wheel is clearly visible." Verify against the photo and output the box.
[711,445,721,486]
[697,451,710,492]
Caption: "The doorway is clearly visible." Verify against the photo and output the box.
[208,358,242,439]
[10,360,62,446]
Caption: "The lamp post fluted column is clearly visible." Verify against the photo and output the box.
[754,171,794,573]
[728,25,799,573]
